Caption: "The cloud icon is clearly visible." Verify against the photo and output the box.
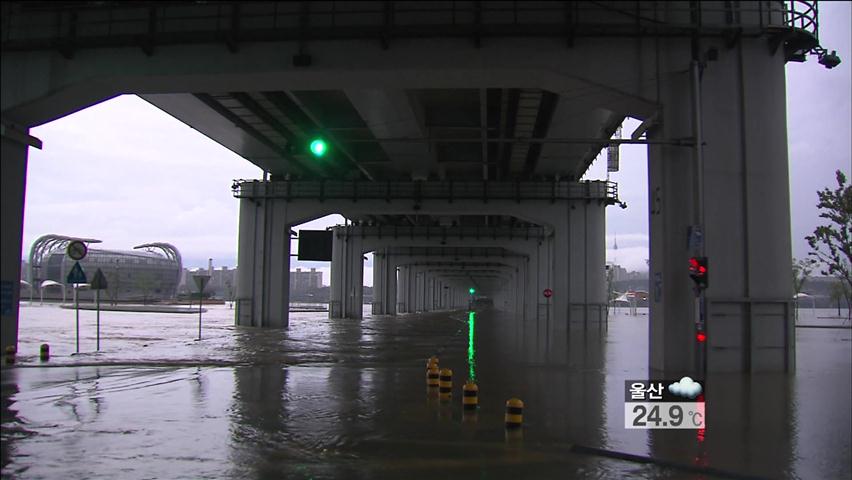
[668,376,702,399]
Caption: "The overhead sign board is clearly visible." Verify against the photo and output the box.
[193,275,210,291]
[607,145,620,172]
[298,230,333,261]
[607,126,621,172]
[90,268,109,290]
[66,262,87,284]
[67,241,88,261]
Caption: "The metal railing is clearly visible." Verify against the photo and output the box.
[232,179,617,203]
[783,0,818,39]
[334,224,550,240]
[0,1,822,51]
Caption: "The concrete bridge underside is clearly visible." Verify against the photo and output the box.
[2,1,822,374]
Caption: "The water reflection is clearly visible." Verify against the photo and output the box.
[468,311,476,381]
[648,374,795,479]
[229,364,293,478]
[0,370,21,473]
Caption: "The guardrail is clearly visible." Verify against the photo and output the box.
[232,179,618,203]
[784,1,818,39]
[334,224,550,240]
[0,1,823,54]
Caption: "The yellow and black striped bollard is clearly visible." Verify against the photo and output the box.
[4,346,16,365]
[439,368,453,401]
[40,344,50,361]
[426,366,440,389]
[462,380,478,410]
[426,356,439,381]
[426,356,439,371]
[505,398,524,429]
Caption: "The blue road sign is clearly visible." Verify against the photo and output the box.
[90,268,108,290]
[66,262,87,284]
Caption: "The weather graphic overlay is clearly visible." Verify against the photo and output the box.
[624,377,706,429]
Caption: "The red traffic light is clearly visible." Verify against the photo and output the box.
[696,331,707,343]
[689,257,709,288]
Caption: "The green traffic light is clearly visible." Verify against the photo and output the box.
[469,287,475,295]
[309,138,328,157]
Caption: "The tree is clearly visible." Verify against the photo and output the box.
[792,258,815,321]
[806,170,852,320]
[829,280,851,318]
[792,258,814,296]
[106,270,122,306]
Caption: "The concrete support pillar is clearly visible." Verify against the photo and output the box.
[370,251,397,316]
[424,272,432,311]
[235,196,291,328]
[384,257,398,315]
[349,234,365,319]
[549,199,607,327]
[330,230,346,318]
[372,251,386,315]
[648,39,793,374]
[397,265,408,313]
[522,257,534,322]
[414,268,422,312]
[408,266,415,312]
[409,267,419,313]
[329,226,365,319]
[417,271,424,312]
[400,265,408,313]
[516,265,526,320]
[0,132,30,351]
[398,265,406,313]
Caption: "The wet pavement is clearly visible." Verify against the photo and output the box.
[1,304,850,479]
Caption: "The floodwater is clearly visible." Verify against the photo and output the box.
[2,303,850,479]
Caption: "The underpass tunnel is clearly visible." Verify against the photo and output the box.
[2,4,847,478]
[2,1,822,374]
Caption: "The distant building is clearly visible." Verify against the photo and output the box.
[177,264,237,299]
[607,263,629,282]
[626,270,648,280]
[28,234,181,302]
[291,268,323,294]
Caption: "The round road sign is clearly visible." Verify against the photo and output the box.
[543,288,553,298]
[66,241,88,261]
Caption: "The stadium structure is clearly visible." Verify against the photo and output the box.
[27,234,182,303]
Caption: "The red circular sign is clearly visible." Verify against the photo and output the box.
[543,288,553,298]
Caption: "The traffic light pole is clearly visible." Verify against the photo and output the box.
[691,59,707,377]
[694,288,706,376]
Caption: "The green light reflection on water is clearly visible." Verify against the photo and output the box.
[468,310,476,381]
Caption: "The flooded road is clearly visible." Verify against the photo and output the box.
[2,304,850,479]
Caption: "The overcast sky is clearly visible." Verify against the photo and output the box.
[22,3,851,286]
